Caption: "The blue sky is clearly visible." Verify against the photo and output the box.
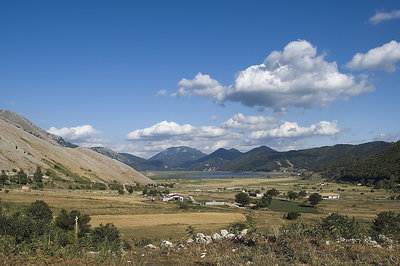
[1,0,400,158]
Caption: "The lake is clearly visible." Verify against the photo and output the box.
[186,172,288,178]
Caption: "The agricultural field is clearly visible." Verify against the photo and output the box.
[1,171,399,242]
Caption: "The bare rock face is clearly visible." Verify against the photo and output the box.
[0,110,77,148]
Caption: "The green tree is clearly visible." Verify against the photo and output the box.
[287,191,298,201]
[33,166,43,183]
[25,200,53,225]
[91,223,121,252]
[266,188,280,197]
[17,169,29,185]
[298,190,307,198]
[308,193,322,206]
[55,209,91,237]
[256,193,272,209]
[0,170,8,185]
[235,192,250,206]
[320,213,362,239]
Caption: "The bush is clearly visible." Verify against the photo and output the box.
[285,212,300,220]
[25,200,52,225]
[228,222,247,234]
[54,209,91,238]
[372,211,400,241]
[91,223,121,253]
[319,213,363,239]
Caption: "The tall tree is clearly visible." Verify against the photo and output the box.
[308,193,322,206]
[33,166,43,183]
[287,191,298,201]
[235,192,250,206]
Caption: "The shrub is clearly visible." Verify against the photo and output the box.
[54,209,91,238]
[372,211,400,241]
[285,212,300,220]
[25,200,52,225]
[229,222,246,234]
[91,223,121,253]
[319,213,362,239]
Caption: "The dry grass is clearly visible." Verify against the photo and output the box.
[2,174,400,242]
[90,212,245,227]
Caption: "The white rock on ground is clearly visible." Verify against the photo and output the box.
[226,233,236,239]
[220,229,229,237]
[161,240,173,247]
[212,233,221,240]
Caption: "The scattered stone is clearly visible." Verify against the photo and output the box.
[161,240,173,247]
[205,235,213,244]
[220,229,229,237]
[145,244,157,249]
[226,233,236,239]
[187,238,194,244]
[197,233,206,239]
[212,233,221,241]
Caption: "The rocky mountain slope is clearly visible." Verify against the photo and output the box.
[0,110,77,148]
[0,111,153,185]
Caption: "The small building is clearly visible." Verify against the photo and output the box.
[163,193,184,202]
[319,193,340,199]
[249,193,264,198]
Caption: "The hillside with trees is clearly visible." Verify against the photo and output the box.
[318,140,400,187]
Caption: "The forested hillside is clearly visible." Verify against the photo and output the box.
[318,140,400,187]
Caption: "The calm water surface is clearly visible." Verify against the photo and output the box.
[186,172,288,178]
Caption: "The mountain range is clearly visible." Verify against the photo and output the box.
[2,110,397,188]
[91,141,392,176]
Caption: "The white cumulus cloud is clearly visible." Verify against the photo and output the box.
[221,113,278,131]
[176,40,372,111]
[369,10,400,24]
[124,115,341,157]
[248,120,339,139]
[347,40,400,72]
[48,125,105,147]
[176,72,226,102]
[126,121,195,140]
[125,120,241,157]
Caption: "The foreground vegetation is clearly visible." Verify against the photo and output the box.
[1,199,400,265]
[1,168,400,264]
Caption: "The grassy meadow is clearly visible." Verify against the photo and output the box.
[1,171,399,242]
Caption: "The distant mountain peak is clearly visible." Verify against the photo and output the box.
[149,146,206,168]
